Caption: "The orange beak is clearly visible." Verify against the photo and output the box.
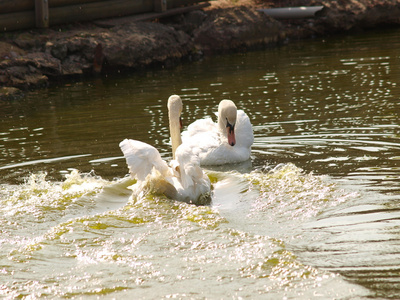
[226,123,236,146]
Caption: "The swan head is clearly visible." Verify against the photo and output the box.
[218,100,237,146]
[167,95,183,127]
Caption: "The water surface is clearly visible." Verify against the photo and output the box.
[1,28,400,298]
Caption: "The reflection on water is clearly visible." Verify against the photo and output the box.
[1,28,400,298]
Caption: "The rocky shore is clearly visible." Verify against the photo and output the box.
[1,0,400,99]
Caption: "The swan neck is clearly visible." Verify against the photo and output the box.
[169,114,182,160]
[218,113,227,137]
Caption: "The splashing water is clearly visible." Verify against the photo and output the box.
[0,168,369,299]
[247,163,358,221]
[3,28,400,298]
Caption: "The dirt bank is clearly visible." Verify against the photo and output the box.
[1,0,400,99]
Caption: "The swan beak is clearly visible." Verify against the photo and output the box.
[226,123,236,146]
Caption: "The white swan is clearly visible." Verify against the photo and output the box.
[119,95,211,205]
[181,99,254,165]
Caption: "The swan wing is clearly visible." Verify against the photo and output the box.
[181,117,217,140]
[175,145,199,189]
[119,139,169,181]
[181,110,253,165]
[181,117,220,160]
[236,110,254,148]
[173,144,211,203]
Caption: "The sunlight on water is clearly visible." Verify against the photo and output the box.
[247,163,358,221]
[0,170,106,220]
[2,28,400,298]
[0,169,368,298]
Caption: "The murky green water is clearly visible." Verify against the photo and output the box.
[1,27,400,299]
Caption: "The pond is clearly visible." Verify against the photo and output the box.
[1,27,400,298]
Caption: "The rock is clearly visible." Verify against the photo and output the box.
[0,64,48,89]
[293,0,400,35]
[0,87,24,101]
[101,22,193,69]
[193,6,284,54]
[169,10,208,35]
[24,52,61,76]
[60,55,87,75]
[0,53,57,89]
[49,42,68,60]
[1,0,400,91]
[0,41,25,60]
[13,32,49,51]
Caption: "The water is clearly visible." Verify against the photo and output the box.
[1,27,400,298]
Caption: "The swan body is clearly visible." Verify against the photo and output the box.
[182,100,254,165]
[119,95,211,205]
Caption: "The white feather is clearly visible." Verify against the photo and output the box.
[119,139,169,181]
[182,101,254,165]
[119,95,211,205]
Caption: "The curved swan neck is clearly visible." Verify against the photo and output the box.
[168,95,183,159]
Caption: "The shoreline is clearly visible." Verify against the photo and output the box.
[1,0,400,100]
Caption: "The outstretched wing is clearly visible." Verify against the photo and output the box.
[119,139,169,181]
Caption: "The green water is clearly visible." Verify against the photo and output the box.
[1,28,400,298]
